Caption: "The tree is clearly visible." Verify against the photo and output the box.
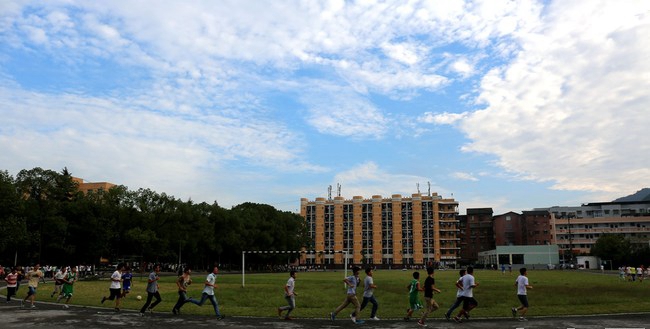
[591,234,631,266]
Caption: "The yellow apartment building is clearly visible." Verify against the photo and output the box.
[72,177,116,194]
[300,193,459,267]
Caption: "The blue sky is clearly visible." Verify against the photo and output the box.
[1,0,649,214]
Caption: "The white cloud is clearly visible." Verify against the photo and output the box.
[460,1,650,194]
[452,172,478,182]
[333,161,449,198]
[303,88,388,139]
[420,111,468,125]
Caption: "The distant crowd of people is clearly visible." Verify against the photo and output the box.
[618,265,647,281]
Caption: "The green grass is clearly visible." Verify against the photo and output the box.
[14,269,650,319]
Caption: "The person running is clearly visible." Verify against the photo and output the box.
[101,263,124,311]
[444,269,466,320]
[330,266,364,324]
[352,267,379,321]
[188,266,225,319]
[4,267,19,302]
[121,266,133,298]
[51,266,65,298]
[172,267,194,315]
[404,271,423,321]
[22,264,43,308]
[418,267,441,327]
[277,270,297,320]
[58,266,77,309]
[511,267,533,321]
[453,266,479,323]
[139,264,162,316]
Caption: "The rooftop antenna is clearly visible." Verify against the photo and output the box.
[427,181,431,196]
[328,185,332,200]
[337,183,341,197]
[416,183,420,194]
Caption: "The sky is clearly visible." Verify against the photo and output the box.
[1,0,649,215]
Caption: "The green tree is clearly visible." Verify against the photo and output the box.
[591,234,631,266]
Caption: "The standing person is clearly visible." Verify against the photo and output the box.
[4,267,19,302]
[445,269,467,320]
[418,267,441,327]
[352,267,379,321]
[51,266,65,298]
[511,267,533,321]
[100,263,124,312]
[404,271,423,321]
[188,266,225,319]
[121,266,133,298]
[22,264,43,308]
[172,267,194,315]
[330,266,364,324]
[453,266,479,323]
[277,270,297,320]
[139,264,162,316]
[58,266,77,309]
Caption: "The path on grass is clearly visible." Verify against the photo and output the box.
[1,300,649,329]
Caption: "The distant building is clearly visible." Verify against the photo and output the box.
[538,200,650,259]
[522,210,553,246]
[72,177,116,194]
[478,245,560,268]
[458,208,494,264]
[493,211,525,246]
[300,193,459,267]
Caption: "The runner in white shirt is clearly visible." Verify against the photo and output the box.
[100,263,124,312]
[277,270,298,320]
[511,267,533,321]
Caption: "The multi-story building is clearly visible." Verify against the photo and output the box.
[458,208,494,264]
[72,177,116,194]
[522,210,553,246]
[300,193,459,267]
[493,211,525,246]
[540,199,650,259]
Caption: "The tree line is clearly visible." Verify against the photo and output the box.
[0,167,309,270]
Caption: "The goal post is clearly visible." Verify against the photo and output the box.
[241,250,349,287]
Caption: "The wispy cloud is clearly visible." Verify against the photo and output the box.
[459,1,650,194]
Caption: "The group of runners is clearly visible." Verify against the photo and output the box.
[99,263,226,319]
[3,262,534,326]
[3,264,77,309]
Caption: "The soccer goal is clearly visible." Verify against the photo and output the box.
[241,250,349,287]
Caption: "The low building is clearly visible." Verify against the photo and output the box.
[478,245,560,269]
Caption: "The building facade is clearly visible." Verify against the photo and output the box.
[493,211,525,246]
[544,201,650,258]
[300,193,459,267]
[458,208,494,264]
[72,177,116,194]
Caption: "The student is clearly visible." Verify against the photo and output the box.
[511,267,533,321]
[4,267,19,302]
[101,263,124,311]
[121,266,133,298]
[277,270,298,320]
[51,266,65,298]
[330,266,364,324]
[404,271,423,321]
[453,266,479,323]
[352,267,379,321]
[58,266,77,309]
[139,264,162,316]
[188,266,225,319]
[418,267,441,327]
[172,267,194,315]
[445,269,466,320]
[22,264,43,308]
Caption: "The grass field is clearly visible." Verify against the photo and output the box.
[11,269,650,319]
